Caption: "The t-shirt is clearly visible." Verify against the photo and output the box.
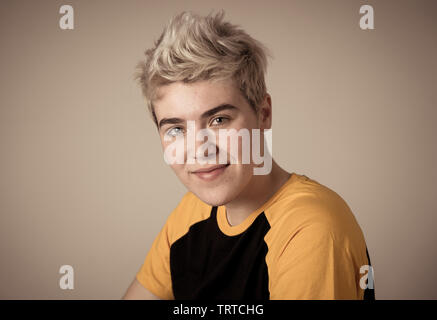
[136,172,375,299]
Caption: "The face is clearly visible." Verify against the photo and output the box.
[153,78,271,206]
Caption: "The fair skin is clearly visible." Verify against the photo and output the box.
[123,78,290,299]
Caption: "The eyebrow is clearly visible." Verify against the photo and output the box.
[158,103,239,129]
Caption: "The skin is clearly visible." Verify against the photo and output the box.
[123,78,291,299]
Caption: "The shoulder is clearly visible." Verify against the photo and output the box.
[166,191,213,246]
[265,174,366,250]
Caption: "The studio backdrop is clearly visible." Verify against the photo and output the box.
[0,0,436,299]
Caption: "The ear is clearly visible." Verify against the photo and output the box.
[258,93,272,130]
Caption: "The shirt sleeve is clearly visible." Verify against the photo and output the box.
[270,223,365,300]
[135,191,200,300]
[136,218,174,300]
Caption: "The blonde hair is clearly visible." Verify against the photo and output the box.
[134,10,272,125]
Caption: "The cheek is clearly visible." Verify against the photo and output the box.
[161,135,188,165]
[216,132,256,165]
[170,164,186,175]
[233,118,259,163]
[169,164,192,187]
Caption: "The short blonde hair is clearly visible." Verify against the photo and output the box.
[134,10,272,125]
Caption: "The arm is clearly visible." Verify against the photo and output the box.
[122,278,161,300]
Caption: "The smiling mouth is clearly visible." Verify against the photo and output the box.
[192,164,230,173]
[191,163,230,181]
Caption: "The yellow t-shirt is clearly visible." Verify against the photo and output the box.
[136,172,374,299]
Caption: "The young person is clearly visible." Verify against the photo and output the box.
[123,10,375,300]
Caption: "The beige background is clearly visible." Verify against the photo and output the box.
[0,0,436,299]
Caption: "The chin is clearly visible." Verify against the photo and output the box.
[188,182,242,207]
[177,165,253,206]
[191,188,233,207]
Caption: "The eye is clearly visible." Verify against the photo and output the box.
[210,116,229,126]
[165,126,184,137]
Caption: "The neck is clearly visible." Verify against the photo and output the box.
[224,160,291,226]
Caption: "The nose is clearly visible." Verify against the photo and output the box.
[186,121,219,165]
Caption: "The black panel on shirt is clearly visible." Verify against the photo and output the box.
[170,206,270,300]
[364,247,376,300]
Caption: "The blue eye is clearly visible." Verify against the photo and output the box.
[166,127,184,137]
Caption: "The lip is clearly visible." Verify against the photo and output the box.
[192,164,229,173]
[191,164,230,181]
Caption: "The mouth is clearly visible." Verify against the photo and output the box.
[191,163,230,181]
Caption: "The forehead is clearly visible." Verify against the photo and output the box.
[153,79,246,120]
